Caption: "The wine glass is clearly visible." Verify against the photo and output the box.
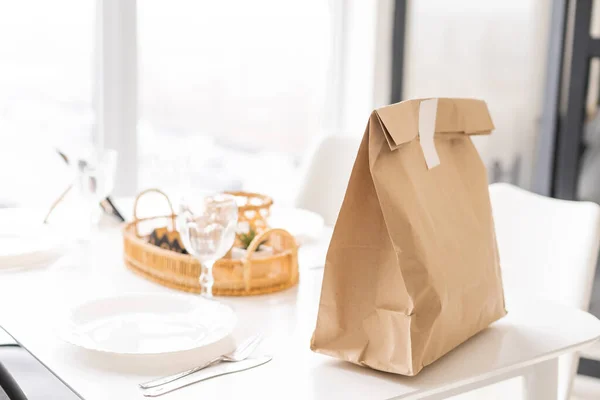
[73,148,118,237]
[177,193,238,297]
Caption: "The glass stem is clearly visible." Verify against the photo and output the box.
[200,260,215,298]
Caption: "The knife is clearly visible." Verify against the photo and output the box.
[142,356,272,397]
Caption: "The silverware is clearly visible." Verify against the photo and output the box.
[139,334,263,389]
[141,356,272,397]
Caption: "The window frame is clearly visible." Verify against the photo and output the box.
[94,0,138,196]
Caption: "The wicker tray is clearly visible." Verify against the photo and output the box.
[224,190,273,235]
[122,189,299,296]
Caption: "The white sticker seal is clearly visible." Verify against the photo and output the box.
[418,99,440,169]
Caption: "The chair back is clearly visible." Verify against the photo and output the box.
[0,362,27,400]
[294,135,360,226]
[489,182,600,400]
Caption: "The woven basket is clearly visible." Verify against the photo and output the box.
[225,191,273,236]
[122,189,299,296]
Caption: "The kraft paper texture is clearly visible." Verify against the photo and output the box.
[311,98,507,376]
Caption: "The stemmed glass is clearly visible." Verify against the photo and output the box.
[73,148,118,237]
[177,193,238,298]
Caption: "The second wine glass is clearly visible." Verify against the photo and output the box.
[177,193,238,297]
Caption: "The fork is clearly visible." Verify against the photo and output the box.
[138,334,263,389]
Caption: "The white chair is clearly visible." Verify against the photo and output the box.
[294,134,361,226]
[488,182,600,400]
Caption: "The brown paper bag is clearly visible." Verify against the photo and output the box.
[310,98,506,376]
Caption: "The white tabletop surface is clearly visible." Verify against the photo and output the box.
[1,224,600,400]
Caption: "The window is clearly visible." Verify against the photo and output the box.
[0,1,95,207]
[1,1,389,206]
[137,1,334,200]
[403,0,550,188]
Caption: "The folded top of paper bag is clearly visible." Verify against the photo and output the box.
[375,98,495,150]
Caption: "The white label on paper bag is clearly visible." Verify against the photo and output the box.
[418,99,440,169]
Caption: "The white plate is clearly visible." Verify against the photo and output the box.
[0,208,65,270]
[0,236,61,264]
[58,293,237,355]
[269,207,325,245]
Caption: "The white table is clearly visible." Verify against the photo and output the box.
[1,226,600,400]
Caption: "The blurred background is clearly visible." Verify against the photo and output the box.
[5,0,600,206]
[2,0,600,373]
